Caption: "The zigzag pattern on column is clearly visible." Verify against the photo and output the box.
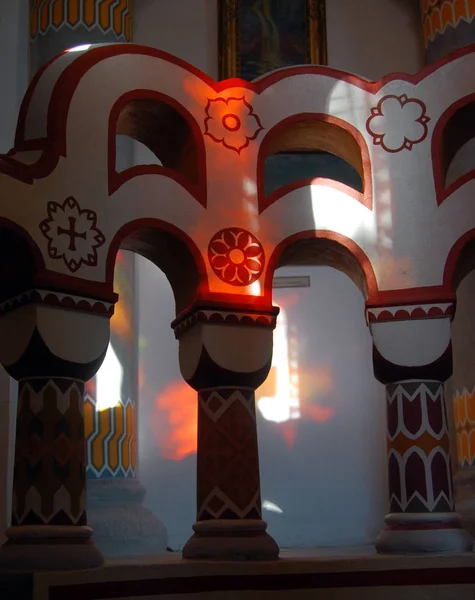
[454,386,475,466]
[30,0,132,41]
[421,0,475,47]
[84,390,136,478]
[386,381,454,513]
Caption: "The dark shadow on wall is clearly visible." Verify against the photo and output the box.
[264,152,362,196]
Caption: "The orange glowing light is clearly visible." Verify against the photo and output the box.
[111,254,134,341]
[302,404,335,423]
[110,297,133,341]
[300,365,334,398]
[138,364,145,391]
[280,421,297,448]
[229,248,245,264]
[151,380,197,460]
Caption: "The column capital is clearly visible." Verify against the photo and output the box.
[0,296,111,382]
[173,302,279,391]
[367,303,454,384]
[172,301,279,339]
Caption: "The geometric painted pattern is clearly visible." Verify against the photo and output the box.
[0,288,115,317]
[30,0,133,42]
[84,378,136,479]
[453,386,475,467]
[12,378,87,526]
[208,227,265,286]
[39,196,106,274]
[366,302,454,323]
[204,97,264,154]
[386,381,454,513]
[173,307,279,340]
[197,388,262,521]
[420,0,475,47]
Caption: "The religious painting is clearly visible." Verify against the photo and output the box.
[218,0,327,81]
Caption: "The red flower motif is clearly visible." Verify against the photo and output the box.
[366,94,430,153]
[208,228,265,286]
[204,96,263,153]
[39,196,105,273]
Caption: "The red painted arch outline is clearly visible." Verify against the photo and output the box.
[108,89,207,205]
[106,217,209,292]
[5,42,475,183]
[443,227,475,291]
[432,92,475,206]
[265,229,378,302]
[257,113,372,214]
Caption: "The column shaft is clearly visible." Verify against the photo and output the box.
[420,0,475,64]
[12,378,87,528]
[176,303,280,560]
[196,387,262,522]
[369,307,472,553]
[386,381,453,515]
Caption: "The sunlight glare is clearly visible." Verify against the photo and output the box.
[262,500,284,514]
[257,305,301,423]
[96,344,123,411]
[67,44,92,52]
[310,181,376,241]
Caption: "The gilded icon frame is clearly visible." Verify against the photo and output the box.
[218,0,327,80]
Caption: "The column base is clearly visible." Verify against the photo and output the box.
[454,467,475,538]
[86,479,168,557]
[375,513,474,554]
[182,519,280,560]
[0,525,104,572]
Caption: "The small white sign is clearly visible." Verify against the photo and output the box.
[272,275,310,289]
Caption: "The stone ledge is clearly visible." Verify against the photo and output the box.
[21,547,475,600]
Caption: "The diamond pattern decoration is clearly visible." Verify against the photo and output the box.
[197,388,262,520]
[12,379,87,526]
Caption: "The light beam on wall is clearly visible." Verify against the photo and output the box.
[257,304,301,423]
[310,179,375,241]
[262,500,283,514]
[96,343,123,411]
[67,44,92,52]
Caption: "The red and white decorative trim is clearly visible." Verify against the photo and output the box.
[366,302,454,324]
[0,289,115,317]
[173,308,278,339]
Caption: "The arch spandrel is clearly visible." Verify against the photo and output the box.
[1,45,475,309]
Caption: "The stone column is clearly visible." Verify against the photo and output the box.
[174,302,280,560]
[28,2,167,557]
[420,0,475,64]
[450,272,475,538]
[30,0,132,74]
[0,294,112,571]
[367,304,472,553]
[84,251,167,556]
[0,369,16,545]
[418,0,475,543]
